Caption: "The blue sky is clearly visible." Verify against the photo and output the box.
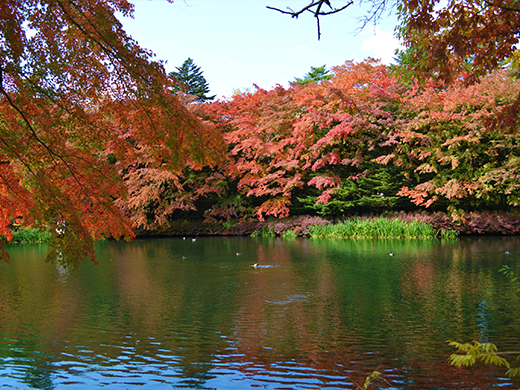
[120,0,402,99]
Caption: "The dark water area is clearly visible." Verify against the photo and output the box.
[1,236,519,389]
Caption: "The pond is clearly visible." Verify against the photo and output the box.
[0,236,519,389]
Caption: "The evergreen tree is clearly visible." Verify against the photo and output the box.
[169,58,216,102]
[292,65,333,85]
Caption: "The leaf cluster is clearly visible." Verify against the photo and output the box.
[0,0,224,267]
[448,341,520,382]
[396,0,520,84]
[500,265,520,292]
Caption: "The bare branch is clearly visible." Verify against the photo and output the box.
[482,0,520,13]
[357,0,392,31]
[267,1,353,40]
[266,6,300,17]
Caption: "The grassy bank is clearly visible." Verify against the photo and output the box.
[11,211,514,243]
[131,210,520,238]
[307,218,458,239]
[6,226,51,244]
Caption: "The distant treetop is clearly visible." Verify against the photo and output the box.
[169,58,216,102]
[293,65,334,85]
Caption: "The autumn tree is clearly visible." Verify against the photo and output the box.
[288,59,409,216]
[118,101,227,233]
[381,70,520,211]
[166,59,520,227]
[194,59,411,221]
[0,0,224,266]
[394,0,520,82]
[169,57,216,102]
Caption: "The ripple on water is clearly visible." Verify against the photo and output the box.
[265,294,311,305]
[1,237,519,389]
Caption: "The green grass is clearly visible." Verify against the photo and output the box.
[251,227,276,237]
[440,228,459,239]
[8,226,51,244]
[308,218,456,239]
[251,227,298,238]
[281,230,297,239]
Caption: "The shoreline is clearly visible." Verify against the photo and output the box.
[134,211,520,239]
[7,211,520,245]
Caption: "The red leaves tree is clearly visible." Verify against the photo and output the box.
[183,60,520,225]
[387,70,520,210]
[397,0,520,84]
[0,0,223,266]
[394,0,520,134]
[199,59,408,221]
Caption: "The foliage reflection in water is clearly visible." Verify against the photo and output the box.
[0,236,519,389]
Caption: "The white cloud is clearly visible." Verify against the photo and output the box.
[360,27,403,64]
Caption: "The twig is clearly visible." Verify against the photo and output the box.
[267,1,353,39]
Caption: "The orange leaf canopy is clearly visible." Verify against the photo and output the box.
[0,0,224,266]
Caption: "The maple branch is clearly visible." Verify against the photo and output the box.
[64,1,138,77]
[482,0,520,13]
[57,0,157,103]
[0,67,107,216]
[267,0,353,40]
[56,1,134,83]
[0,91,62,216]
[0,76,62,162]
[65,0,208,149]
[60,0,214,161]
[56,1,163,140]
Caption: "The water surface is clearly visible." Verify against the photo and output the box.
[1,236,519,389]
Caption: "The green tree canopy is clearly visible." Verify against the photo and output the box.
[293,65,334,85]
[169,58,216,102]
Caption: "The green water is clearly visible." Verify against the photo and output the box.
[0,236,519,389]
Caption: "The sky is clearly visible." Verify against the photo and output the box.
[120,0,403,99]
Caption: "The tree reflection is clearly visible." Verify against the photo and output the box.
[0,237,518,388]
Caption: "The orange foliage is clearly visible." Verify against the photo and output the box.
[384,70,520,208]
[202,61,520,219]
[202,59,404,219]
[0,1,223,266]
[398,0,520,84]
[397,0,520,131]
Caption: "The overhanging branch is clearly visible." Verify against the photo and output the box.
[267,0,354,39]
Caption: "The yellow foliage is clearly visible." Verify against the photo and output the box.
[507,367,520,378]
[448,340,520,386]
[362,371,381,389]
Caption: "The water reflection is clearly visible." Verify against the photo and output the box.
[0,236,519,389]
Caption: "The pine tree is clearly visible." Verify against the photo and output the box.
[169,58,216,102]
[292,65,333,85]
